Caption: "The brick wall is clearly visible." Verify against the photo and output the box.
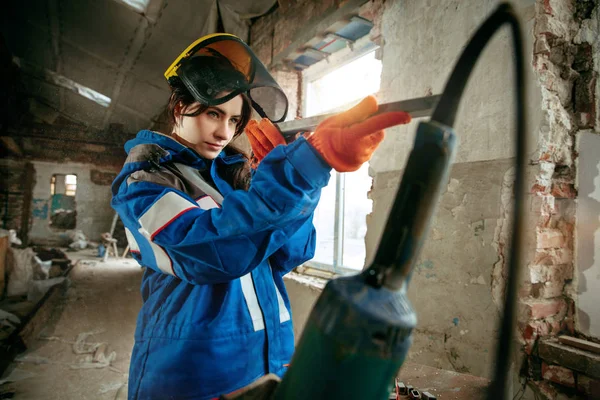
[0,159,34,244]
[520,0,600,398]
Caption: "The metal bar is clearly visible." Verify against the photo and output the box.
[332,172,343,269]
[278,94,440,138]
[332,172,346,270]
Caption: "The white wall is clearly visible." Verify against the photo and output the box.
[576,131,600,338]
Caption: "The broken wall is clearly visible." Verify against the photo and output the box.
[573,2,600,341]
[28,161,118,246]
[366,0,541,378]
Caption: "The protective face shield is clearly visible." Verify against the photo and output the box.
[164,33,289,123]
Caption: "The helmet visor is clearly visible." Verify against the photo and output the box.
[165,34,288,123]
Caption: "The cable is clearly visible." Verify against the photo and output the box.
[429,3,526,399]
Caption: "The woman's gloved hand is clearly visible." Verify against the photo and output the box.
[307,95,411,172]
[245,118,286,168]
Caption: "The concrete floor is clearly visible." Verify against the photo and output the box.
[2,250,143,399]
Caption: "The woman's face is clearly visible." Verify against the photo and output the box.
[173,95,243,159]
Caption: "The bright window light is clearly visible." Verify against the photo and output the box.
[306,50,382,117]
[13,57,112,108]
[306,50,382,272]
[118,0,150,13]
[65,175,77,185]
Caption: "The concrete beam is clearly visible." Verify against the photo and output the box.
[24,19,165,92]
[269,0,369,68]
[15,57,111,108]
[101,0,167,129]
[48,0,65,112]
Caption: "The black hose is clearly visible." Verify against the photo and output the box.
[430,3,526,398]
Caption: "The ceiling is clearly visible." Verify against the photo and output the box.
[1,0,277,135]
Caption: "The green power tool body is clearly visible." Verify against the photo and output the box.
[273,120,457,400]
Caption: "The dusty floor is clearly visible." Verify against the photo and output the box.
[2,250,143,399]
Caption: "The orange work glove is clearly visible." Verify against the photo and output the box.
[245,118,286,168]
[307,95,411,172]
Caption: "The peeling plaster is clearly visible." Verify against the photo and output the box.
[492,167,516,310]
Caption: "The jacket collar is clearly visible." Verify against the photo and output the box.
[128,130,245,169]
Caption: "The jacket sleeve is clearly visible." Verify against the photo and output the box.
[112,138,330,285]
[269,214,317,275]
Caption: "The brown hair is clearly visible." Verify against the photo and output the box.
[166,79,253,191]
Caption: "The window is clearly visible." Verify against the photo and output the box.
[65,174,77,196]
[303,45,382,273]
[49,174,77,229]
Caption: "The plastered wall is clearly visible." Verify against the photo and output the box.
[29,161,117,246]
[363,0,541,378]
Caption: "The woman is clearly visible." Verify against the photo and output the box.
[111,34,410,399]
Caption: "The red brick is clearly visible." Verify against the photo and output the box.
[556,221,575,249]
[530,264,573,284]
[534,248,572,265]
[521,320,559,354]
[550,182,576,198]
[539,280,565,298]
[532,183,549,194]
[537,228,566,249]
[540,151,553,161]
[577,374,600,397]
[542,363,576,388]
[542,0,553,15]
[520,298,567,320]
[532,380,558,399]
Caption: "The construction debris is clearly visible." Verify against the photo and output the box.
[70,330,117,370]
[68,230,88,250]
[5,248,36,297]
[8,230,21,246]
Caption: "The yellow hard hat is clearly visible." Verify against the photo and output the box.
[164,33,288,123]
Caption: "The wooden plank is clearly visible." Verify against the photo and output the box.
[18,280,68,349]
[539,338,600,379]
[559,335,600,355]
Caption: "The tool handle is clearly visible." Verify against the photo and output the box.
[362,120,456,290]
[277,95,441,140]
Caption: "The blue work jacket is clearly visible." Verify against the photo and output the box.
[111,130,330,399]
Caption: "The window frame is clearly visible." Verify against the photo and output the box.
[301,36,380,274]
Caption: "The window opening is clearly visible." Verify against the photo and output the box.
[304,49,382,273]
[49,174,77,230]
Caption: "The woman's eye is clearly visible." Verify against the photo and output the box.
[208,111,219,118]
[230,118,240,125]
